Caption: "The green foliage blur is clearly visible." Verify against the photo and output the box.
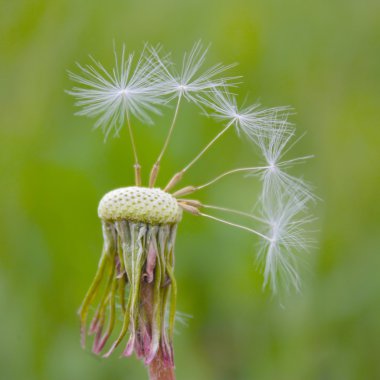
[1,1,380,379]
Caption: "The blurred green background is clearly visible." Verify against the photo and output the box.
[1,0,380,379]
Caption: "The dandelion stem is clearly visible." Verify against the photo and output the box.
[199,212,271,241]
[171,166,266,198]
[126,112,141,186]
[150,96,182,187]
[202,204,265,223]
[160,95,182,162]
[164,121,233,192]
[196,166,267,190]
[148,347,176,380]
[182,120,234,172]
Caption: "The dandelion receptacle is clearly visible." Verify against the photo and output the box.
[68,42,315,380]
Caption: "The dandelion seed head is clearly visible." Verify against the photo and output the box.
[98,187,182,224]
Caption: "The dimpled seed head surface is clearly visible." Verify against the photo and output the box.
[98,187,182,224]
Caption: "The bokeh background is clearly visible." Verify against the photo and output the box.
[1,1,380,379]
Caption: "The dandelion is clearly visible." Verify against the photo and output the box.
[68,43,315,380]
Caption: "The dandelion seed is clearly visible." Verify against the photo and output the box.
[147,42,237,188]
[203,88,292,141]
[252,119,316,202]
[67,44,166,137]
[149,41,237,105]
[258,195,314,293]
[68,44,171,185]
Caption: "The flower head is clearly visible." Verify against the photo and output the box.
[79,187,181,368]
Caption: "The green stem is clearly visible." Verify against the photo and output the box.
[148,350,176,380]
